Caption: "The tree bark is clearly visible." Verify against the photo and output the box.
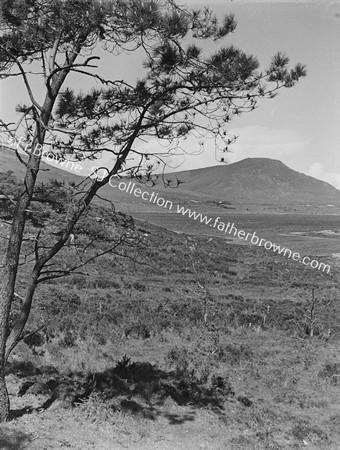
[0,265,14,422]
[0,45,81,422]
[5,267,40,362]
[0,371,9,422]
[0,39,141,422]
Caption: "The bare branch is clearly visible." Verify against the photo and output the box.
[0,45,42,111]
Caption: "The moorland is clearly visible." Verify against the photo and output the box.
[0,147,340,449]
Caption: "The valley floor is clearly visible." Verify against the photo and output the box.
[1,221,339,450]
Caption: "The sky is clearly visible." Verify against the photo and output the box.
[1,0,340,188]
[174,0,340,189]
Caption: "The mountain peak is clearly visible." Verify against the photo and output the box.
[1,146,339,204]
[168,158,340,204]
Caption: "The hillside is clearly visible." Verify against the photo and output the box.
[1,145,340,449]
[161,158,340,204]
[1,145,339,207]
[1,206,340,450]
[0,144,84,185]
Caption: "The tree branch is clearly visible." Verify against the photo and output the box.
[0,45,42,111]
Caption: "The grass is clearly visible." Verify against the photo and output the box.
[1,169,340,448]
[6,327,340,449]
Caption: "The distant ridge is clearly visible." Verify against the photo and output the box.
[162,158,340,204]
[1,145,339,205]
[0,144,83,184]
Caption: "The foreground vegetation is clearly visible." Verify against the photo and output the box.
[0,0,306,423]
[0,180,339,448]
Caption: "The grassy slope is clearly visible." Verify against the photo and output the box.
[1,220,340,449]
[1,147,340,449]
[158,158,340,204]
[2,146,340,213]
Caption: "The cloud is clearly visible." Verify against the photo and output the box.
[306,162,340,190]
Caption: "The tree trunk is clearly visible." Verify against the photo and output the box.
[0,41,85,422]
[5,268,40,362]
[0,145,43,421]
[0,266,13,422]
[0,104,53,422]
[0,371,9,422]
[0,226,28,422]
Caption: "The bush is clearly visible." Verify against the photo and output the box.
[318,362,340,385]
[124,322,151,339]
[291,421,329,443]
[214,344,253,365]
[166,346,190,377]
[59,331,77,348]
[23,331,46,348]
[133,282,147,291]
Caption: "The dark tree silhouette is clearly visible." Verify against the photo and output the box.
[0,0,306,421]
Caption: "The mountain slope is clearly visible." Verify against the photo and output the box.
[1,146,339,205]
[0,145,84,185]
[161,158,340,204]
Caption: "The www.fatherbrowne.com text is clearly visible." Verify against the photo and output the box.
[177,205,331,274]
[98,174,331,274]
[0,135,332,275]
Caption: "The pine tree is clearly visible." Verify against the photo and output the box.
[0,0,306,421]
